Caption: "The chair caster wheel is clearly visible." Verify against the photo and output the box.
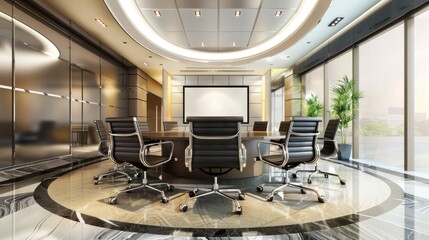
[292,173,297,178]
[318,196,325,203]
[108,197,117,205]
[300,188,307,194]
[161,197,169,203]
[93,179,99,185]
[238,193,245,200]
[256,186,263,192]
[340,179,346,185]
[307,179,312,184]
[324,174,329,178]
[189,189,198,197]
[167,185,175,191]
[266,195,274,202]
[179,204,188,212]
[236,206,242,214]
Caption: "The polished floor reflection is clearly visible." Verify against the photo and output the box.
[1,157,429,239]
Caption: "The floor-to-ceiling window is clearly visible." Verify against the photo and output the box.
[413,7,429,174]
[358,23,405,168]
[271,86,284,131]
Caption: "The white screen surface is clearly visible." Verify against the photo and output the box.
[183,86,249,123]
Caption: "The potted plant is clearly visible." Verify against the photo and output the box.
[330,75,363,160]
[305,93,323,117]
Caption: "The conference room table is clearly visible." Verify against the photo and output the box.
[141,131,285,179]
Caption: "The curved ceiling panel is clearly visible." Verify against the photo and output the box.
[104,0,331,64]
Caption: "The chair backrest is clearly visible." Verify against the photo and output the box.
[285,116,322,166]
[252,121,268,131]
[187,116,243,172]
[278,121,289,132]
[94,120,109,155]
[105,117,144,168]
[139,121,151,132]
[321,119,340,157]
[163,121,178,131]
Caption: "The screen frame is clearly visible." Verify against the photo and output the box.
[182,85,249,124]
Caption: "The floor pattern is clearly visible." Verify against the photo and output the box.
[1,158,429,239]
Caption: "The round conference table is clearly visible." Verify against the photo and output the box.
[141,131,285,179]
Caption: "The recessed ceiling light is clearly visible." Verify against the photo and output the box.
[94,18,107,27]
[307,41,311,44]
[143,62,148,66]
[154,11,161,17]
[195,10,201,17]
[235,11,241,17]
[275,11,282,17]
[328,17,344,27]
[201,42,205,47]
[232,42,236,47]
[123,41,127,44]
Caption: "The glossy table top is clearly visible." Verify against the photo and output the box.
[141,130,285,140]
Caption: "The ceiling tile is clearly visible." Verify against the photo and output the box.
[176,0,217,9]
[160,31,189,48]
[135,0,177,9]
[261,0,302,9]
[219,31,252,47]
[179,9,217,31]
[219,9,258,31]
[248,31,277,46]
[140,9,183,32]
[219,0,261,9]
[254,9,295,32]
[186,32,217,48]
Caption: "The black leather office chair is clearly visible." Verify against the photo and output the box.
[92,120,132,185]
[139,121,160,152]
[253,121,268,131]
[105,117,175,204]
[292,119,346,185]
[256,116,325,203]
[270,121,289,145]
[179,116,247,214]
[163,121,179,131]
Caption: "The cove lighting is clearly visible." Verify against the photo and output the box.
[106,0,324,63]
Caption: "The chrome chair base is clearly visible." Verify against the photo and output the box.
[179,176,244,214]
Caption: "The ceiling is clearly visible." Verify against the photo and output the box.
[38,0,385,83]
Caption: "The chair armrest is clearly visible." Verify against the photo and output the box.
[140,141,175,168]
[256,141,288,168]
[184,145,192,171]
[239,143,247,170]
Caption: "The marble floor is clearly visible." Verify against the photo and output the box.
[1,156,429,239]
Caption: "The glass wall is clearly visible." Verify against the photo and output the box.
[413,8,429,174]
[0,2,13,168]
[0,2,128,168]
[358,23,405,168]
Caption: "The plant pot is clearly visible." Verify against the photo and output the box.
[337,144,352,160]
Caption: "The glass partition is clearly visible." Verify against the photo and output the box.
[0,3,13,167]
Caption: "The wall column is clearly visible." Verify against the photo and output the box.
[127,67,148,121]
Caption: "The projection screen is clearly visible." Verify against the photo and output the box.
[183,86,249,123]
